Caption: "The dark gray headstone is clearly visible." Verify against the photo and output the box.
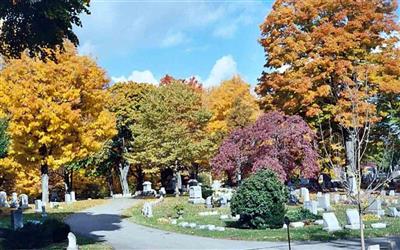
[11,209,23,230]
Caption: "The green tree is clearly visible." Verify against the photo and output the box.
[127,82,213,195]
[0,0,90,59]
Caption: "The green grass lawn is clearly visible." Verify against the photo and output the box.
[0,199,112,249]
[128,196,400,241]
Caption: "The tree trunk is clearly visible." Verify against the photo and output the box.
[41,163,49,204]
[135,166,144,192]
[173,167,180,197]
[119,162,130,196]
[63,169,72,194]
[358,201,365,250]
[107,174,114,197]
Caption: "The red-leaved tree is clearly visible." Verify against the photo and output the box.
[212,111,319,183]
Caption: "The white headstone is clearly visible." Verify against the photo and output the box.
[367,245,380,250]
[371,223,386,229]
[301,188,310,202]
[389,190,395,197]
[142,202,153,217]
[206,196,212,208]
[19,194,29,209]
[322,212,342,232]
[211,180,222,191]
[34,200,42,213]
[143,181,152,192]
[188,186,204,204]
[380,190,386,196]
[318,193,331,210]
[367,198,385,216]
[304,200,318,215]
[159,187,166,196]
[344,209,362,230]
[388,207,400,217]
[65,194,72,203]
[0,191,6,207]
[70,191,76,202]
[67,232,78,250]
[317,192,322,198]
[10,192,18,208]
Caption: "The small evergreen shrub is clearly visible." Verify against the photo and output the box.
[4,219,70,249]
[201,185,213,199]
[231,170,287,229]
[286,208,321,222]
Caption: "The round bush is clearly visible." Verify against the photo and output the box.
[231,170,287,229]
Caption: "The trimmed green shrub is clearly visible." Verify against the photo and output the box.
[231,170,287,229]
[286,208,322,222]
[4,219,70,249]
[201,185,213,199]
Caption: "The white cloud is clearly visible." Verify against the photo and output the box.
[204,55,238,87]
[213,23,237,39]
[112,70,158,84]
[161,31,187,47]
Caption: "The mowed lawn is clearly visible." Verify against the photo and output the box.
[128,196,400,241]
[0,199,112,249]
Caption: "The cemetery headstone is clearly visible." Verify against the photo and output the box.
[322,212,342,232]
[367,198,385,216]
[34,200,42,213]
[367,245,380,250]
[0,191,7,207]
[211,180,222,191]
[142,202,153,217]
[206,196,212,208]
[318,193,331,210]
[10,192,18,208]
[317,192,322,197]
[371,223,386,229]
[301,188,310,202]
[304,200,318,215]
[159,187,166,196]
[188,186,205,204]
[67,232,79,250]
[389,190,395,197]
[388,207,400,217]
[188,179,198,187]
[70,191,76,202]
[65,193,72,204]
[10,208,23,230]
[344,209,362,230]
[19,194,29,209]
[380,190,386,196]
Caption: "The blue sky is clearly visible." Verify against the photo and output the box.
[75,0,274,88]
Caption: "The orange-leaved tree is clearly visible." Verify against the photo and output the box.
[257,1,400,248]
[257,0,400,169]
[0,43,116,203]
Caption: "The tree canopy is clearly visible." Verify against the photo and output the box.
[0,0,90,59]
[0,43,116,197]
[212,112,319,182]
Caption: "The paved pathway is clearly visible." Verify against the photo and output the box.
[66,198,397,250]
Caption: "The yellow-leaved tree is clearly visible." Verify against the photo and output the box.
[205,75,260,136]
[0,43,116,203]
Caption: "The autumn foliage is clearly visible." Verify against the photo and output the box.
[257,0,400,127]
[212,112,319,182]
[0,43,116,196]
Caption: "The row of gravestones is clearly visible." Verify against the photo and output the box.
[322,209,387,232]
[0,191,29,209]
